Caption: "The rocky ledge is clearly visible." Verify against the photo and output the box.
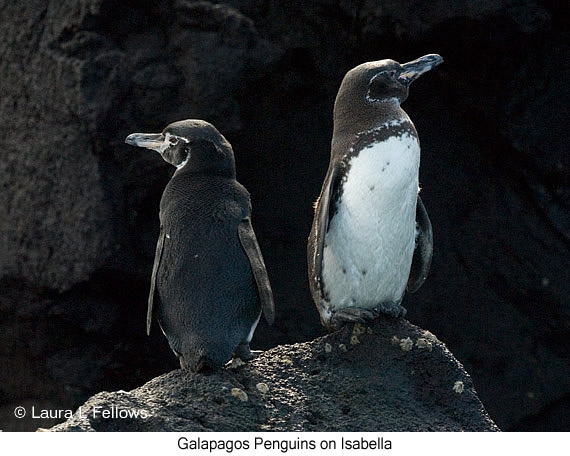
[50,318,498,432]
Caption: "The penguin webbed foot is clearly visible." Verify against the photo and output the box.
[328,307,378,330]
[226,344,261,369]
[327,302,406,330]
[374,301,407,318]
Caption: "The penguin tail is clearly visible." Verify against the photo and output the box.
[178,351,217,373]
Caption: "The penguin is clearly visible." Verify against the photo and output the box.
[125,119,274,371]
[308,54,442,330]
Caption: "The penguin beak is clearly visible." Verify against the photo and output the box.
[125,133,167,152]
[398,54,443,86]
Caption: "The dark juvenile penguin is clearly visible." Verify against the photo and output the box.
[308,54,442,330]
[126,119,274,371]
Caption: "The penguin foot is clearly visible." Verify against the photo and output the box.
[226,344,261,369]
[373,301,407,318]
[327,302,406,330]
[226,357,246,369]
[247,349,263,359]
[233,342,256,360]
[329,307,378,329]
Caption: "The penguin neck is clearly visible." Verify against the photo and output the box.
[174,162,236,179]
[332,100,409,152]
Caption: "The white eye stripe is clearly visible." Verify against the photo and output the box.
[164,134,191,170]
[366,72,401,104]
[365,91,400,105]
[369,69,397,81]
[168,134,179,145]
[161,133,189,152]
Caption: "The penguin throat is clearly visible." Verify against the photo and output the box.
[176,152,190,169]
[365,92,401,105]
[369,118,407,131]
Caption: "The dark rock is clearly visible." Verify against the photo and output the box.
[50,318,498,432]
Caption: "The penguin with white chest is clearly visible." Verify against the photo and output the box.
[126,119,274,371]
[308,54,442,330]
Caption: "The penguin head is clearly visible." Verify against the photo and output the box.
[337,54,443,108]
[125,119,235,177]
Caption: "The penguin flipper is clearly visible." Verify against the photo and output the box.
[310,164,341,294]
[238,217,275,325]
[147,225,166,335]
[407,196,433,293]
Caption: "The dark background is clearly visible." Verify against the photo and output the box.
[0,0,567,431]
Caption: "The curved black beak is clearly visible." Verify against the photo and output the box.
[398,54,443,86]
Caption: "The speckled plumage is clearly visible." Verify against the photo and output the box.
[308,55,442,330]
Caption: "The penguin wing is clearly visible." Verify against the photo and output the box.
[238,217,275,325]
[311,164,341,290]
[407,196,433,293]
[147,225,166,335]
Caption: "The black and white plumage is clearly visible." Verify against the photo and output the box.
[126,119,274,371]
[308,54,442,330]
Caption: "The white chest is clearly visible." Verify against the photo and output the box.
[322,132,420,310]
